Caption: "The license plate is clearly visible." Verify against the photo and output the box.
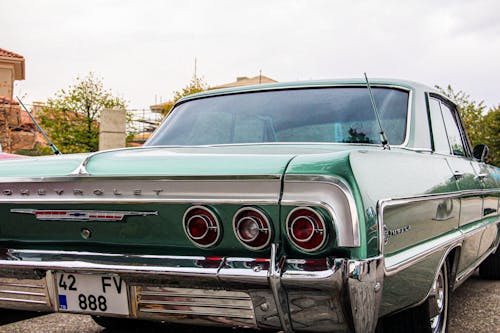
[55,273,129,315]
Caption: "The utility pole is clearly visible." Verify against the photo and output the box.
[194,57,198,80]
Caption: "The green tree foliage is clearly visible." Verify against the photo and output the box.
[482,105,500,166]
[160,76,208,115]
[38,73,127,153]
[435,85,487,147]
[436,85,499,166]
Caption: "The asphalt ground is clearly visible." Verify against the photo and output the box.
[0,272,498,333]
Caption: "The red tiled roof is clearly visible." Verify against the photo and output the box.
[0,96,19,105]
[0,48,24,59]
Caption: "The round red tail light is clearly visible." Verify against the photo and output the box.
[233,207,272,250]
[286,207,327,252]
[183,206,221,248]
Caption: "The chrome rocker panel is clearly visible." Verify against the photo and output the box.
[0,245,383,333]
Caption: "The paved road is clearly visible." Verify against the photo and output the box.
[0,273,498,333]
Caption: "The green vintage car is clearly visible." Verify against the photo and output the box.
[0,79,498,333]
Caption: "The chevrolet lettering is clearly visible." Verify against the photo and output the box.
[0,188,166,197]
[0,79,498,333]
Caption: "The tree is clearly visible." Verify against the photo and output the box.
[436,85,499,166]
[482,105,500,166]
[435,85,487,148]
[159,75,208,115]
[38,73,127,153]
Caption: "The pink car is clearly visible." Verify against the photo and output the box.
[0,153,25,159]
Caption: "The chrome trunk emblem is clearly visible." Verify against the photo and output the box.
[10,209,158,222]
[384,224,411,244]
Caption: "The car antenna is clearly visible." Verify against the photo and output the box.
[363,73,390,150]
[16,96,62,155]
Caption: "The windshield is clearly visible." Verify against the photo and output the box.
[146,87,409,146]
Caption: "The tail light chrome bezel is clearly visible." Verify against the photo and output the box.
[233,207,273,250]
[286,207,328,252]
[183,206,221,248]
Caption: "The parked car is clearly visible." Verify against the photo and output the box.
[0,152,25,159]
[0,79,498,333]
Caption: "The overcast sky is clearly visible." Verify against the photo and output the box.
[2,0,499,109]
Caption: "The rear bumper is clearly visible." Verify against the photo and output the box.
[0,245,383,333]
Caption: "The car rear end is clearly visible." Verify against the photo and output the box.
[0,147,383,333]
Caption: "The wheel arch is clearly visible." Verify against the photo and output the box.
[415,243,462,308]
[446,246,462,291]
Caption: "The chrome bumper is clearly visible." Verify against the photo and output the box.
[0,245,383,333]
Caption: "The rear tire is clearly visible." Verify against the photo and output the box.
[478,249,500,280]
[378,261,449,333]
[377,302,432,333]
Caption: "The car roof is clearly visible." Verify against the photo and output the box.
[178,78,439,104]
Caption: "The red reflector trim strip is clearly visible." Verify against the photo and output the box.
[255,258,270,262]
[206,256,223,261]
[10,209,157,222]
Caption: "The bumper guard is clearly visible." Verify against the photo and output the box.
[0,244,383,333]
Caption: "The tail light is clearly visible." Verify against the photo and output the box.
[183,206,221,248]
[233,207,272,250]
[286,207,327,252]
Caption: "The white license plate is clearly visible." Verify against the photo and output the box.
[55,273,129,315]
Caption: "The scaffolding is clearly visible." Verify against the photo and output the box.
[126,108,163,145]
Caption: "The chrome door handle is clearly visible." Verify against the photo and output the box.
[476,173,489,180]
[453,171,464,180]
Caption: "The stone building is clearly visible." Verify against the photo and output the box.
[0,47,45,154]
[0,48,24,99]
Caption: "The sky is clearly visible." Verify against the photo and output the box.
[2,0,500,109]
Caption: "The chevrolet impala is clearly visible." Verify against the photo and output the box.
[0,79,498,333]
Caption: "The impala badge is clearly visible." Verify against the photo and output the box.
[384,224,411,244]
[10,209,158,222]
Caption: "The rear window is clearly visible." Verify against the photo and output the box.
[146,87,409,146]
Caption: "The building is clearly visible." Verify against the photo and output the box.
[209,75,277,90]
[0,48,25,102]
[0,47,46,154]
[150,74,277,113]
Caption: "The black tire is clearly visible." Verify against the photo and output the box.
[376,302,431,333]
[91,316,140,330]
[377,262,449,333]
[478,249,500,280]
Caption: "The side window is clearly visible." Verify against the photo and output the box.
[440,103,466,156]
[429,98,450,154]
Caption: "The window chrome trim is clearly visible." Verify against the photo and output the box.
[428,92,474,158]
[147,84,413,150]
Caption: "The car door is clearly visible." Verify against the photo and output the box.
[471,161,499,258]
[428,96,484,274]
